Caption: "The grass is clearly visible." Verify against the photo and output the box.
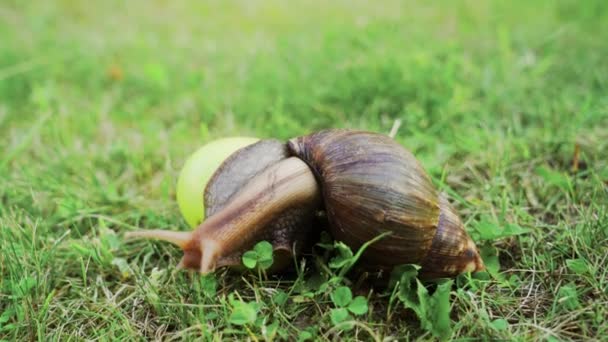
[1,0,607,340]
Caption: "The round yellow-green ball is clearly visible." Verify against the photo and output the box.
[176,137,259,228]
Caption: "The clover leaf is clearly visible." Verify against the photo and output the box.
[242,241,274,270]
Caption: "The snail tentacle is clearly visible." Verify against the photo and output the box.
[125,230,192,248]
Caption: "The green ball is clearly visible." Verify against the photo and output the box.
[176,137,259,228]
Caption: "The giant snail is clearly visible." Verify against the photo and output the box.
[127,129,484,279]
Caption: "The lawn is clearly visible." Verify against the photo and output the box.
[1,0,607,340]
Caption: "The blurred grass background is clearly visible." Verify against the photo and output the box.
[1,0,607,340]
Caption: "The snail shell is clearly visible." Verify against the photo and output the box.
[126,129,483,279]
[288,130,483,278]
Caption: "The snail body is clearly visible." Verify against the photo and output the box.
[200,139,320,271]
[127,129,484,278]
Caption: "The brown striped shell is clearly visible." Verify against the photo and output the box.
[288,129,483,278]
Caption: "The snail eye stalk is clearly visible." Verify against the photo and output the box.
[125,230,193,249]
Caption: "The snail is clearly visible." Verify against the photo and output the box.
[127,129,484,279]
